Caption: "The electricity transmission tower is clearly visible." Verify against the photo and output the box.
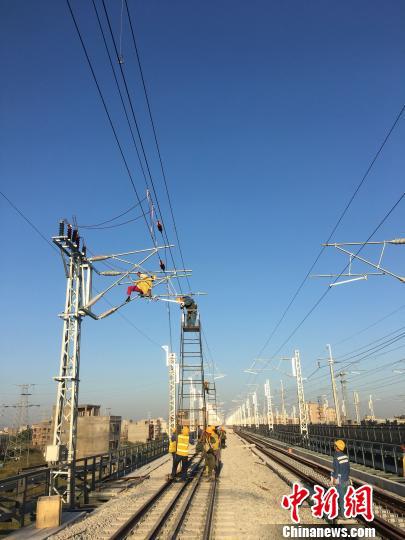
[353,391,360,424]
[3,384,39,465]
[326,345,342,427]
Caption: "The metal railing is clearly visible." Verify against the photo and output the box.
[244,425,404,476]
[0,437,168,532]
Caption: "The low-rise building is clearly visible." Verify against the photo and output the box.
[32,420,52,449]
[51,404,121,459]
[127,418,167,444]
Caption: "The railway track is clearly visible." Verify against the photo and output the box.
[98,458,218,540]
[237,429,405,540]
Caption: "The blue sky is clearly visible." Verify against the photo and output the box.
[1,0,404,426]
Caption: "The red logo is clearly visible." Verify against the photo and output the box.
[281,483,374,523]
[344,485,374,521]
[281,483,310,523]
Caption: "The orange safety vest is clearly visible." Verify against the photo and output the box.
[176,434,189,456]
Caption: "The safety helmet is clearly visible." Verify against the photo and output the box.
[182,426,189,435]
[206,426,213,434]
[335,439,345,451]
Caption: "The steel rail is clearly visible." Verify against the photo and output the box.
[108,458,203,540]
[202,477,218,540]
[162,467,205,539]
[237,430,405,540]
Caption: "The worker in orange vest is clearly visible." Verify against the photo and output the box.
[126,272,155,301]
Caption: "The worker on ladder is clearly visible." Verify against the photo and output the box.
[126,272,155,302]
[179,296,198,327]
[171,426,191,481]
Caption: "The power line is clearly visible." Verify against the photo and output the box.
[78,197,147,228]
[65,0,153,246]
[2,190,162,349]
[1,191,59,254]
[252,190,405,379]
[255,103,405,359]
[124,0,191,290]
[98,0,183,292]
[79,211,149,230]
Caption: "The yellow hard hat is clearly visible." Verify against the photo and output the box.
[335,439,345,451]
[182,426,189,435]
[206,426,213,434]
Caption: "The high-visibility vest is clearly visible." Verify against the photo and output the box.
[176,434,189,456]
[169,439,177,453]
[211,433,220,451]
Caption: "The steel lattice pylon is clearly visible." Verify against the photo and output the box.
[49,246,87,505]
[177,312,207,431]
[293,350,308,437]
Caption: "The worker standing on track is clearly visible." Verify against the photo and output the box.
[171,426,191,481]
[331,439,351,518]
[219,426,227,449]
[168,429,178,478]
[126,272,155,301]
[211,426,222,477]
[203,426,216,481]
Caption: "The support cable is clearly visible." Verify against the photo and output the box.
[124,0,191,289]
[255,103,405,359]
[99,0,183,292]
[65,0,156,250]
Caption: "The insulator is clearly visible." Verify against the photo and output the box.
[157,220,163,233]
[160,259,166,271]
[67,224,72,239]
[82,245,87,257]
[72,229,78,243]
[59,220,65,236]
[76,235,80,249]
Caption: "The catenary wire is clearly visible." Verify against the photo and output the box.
[99,0,183,292]
[78,197,146,228]
[124,0,191,290]
[255,103,405,359]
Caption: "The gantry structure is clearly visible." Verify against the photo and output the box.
[47,220,190,506]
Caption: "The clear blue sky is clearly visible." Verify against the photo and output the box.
[1,0,404,426]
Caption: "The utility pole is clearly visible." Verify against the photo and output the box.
[252,392,259,428]
[264,379,274,431]
[338,371,350,423]
[291,405,297,424]
[368,395,375,421]
[246,397,252,427]
[162,346,177,438]
[280,380,287,424]
[241,403,246,427]
[353,391,360,424]
[292,350,308,437]
[322,395,329,424]
[327,344,341,427]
